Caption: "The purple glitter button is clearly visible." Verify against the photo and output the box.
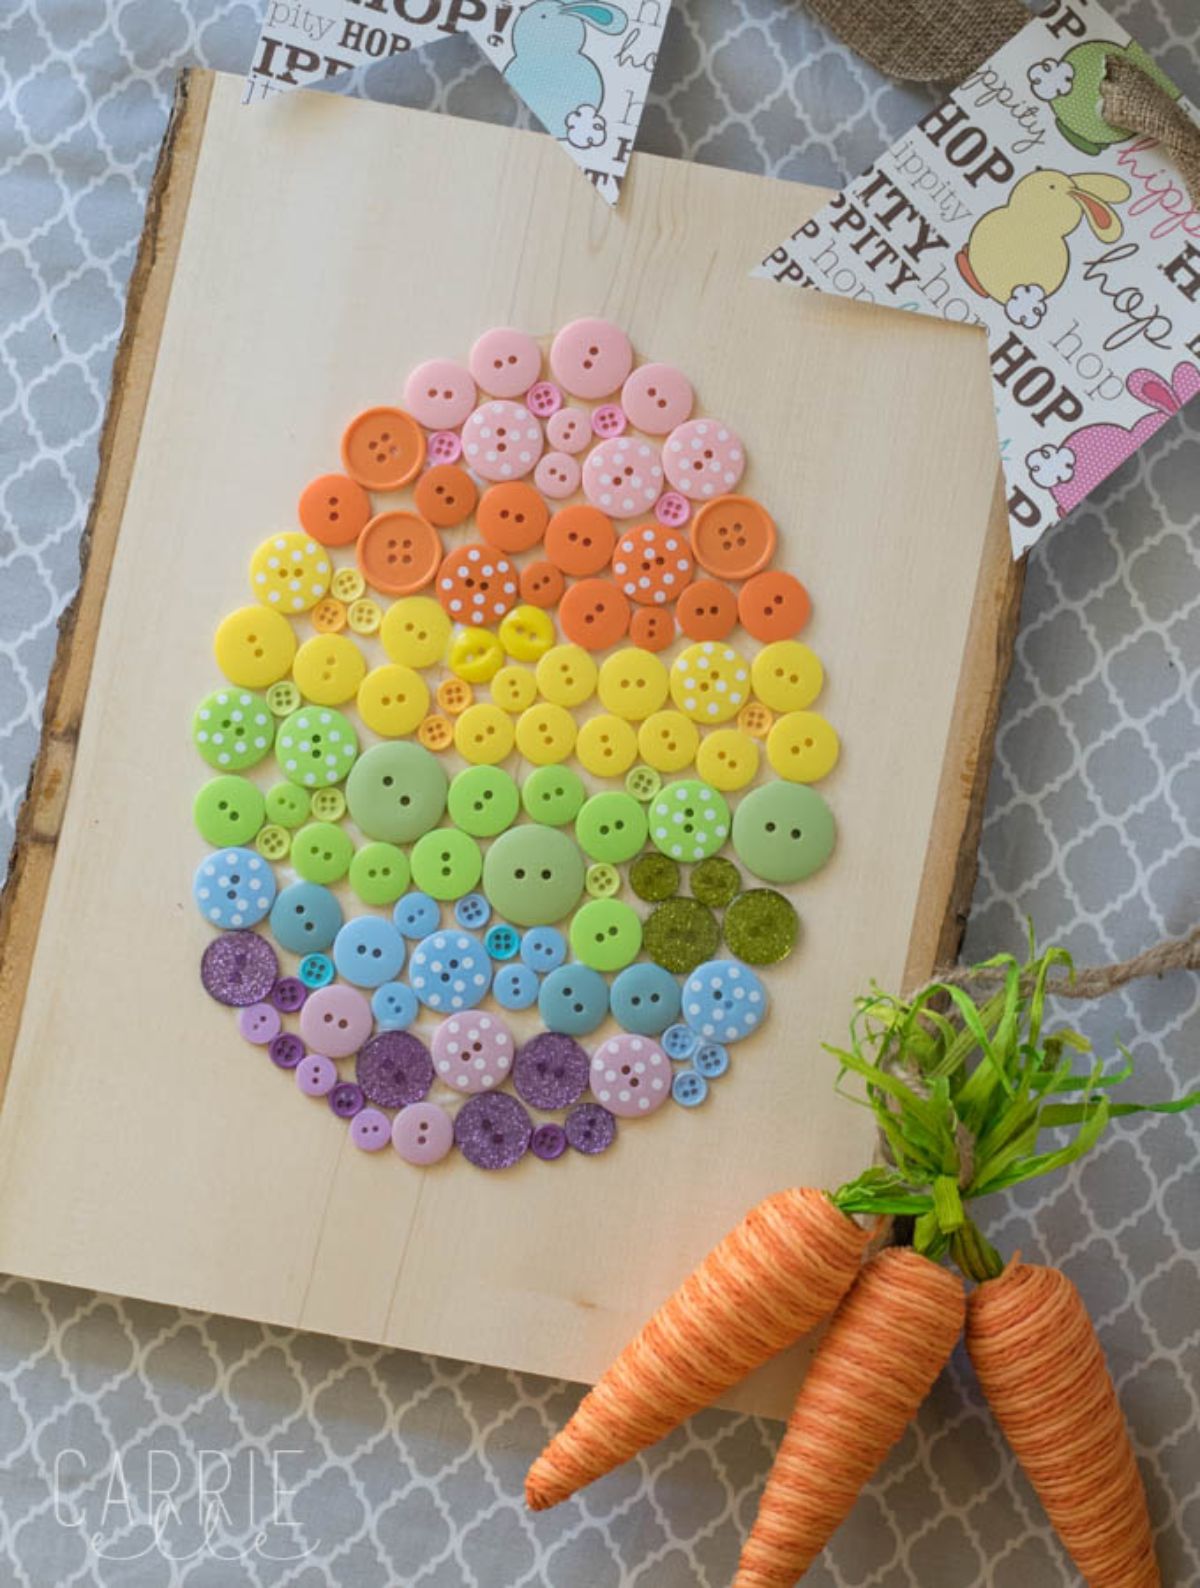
[564,1102,617,1155]
[329,1081,366,1119]
[268,1032,305,1070]
[200,931,278,1007]
[512,1033,590,1111]
[530,1122,568,1161]
[454,1092,532,1170]
[270,977,307,1014]
[356,1031,434,1110]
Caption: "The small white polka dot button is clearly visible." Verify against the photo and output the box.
[431,1011,514,1092]
[589,1034,671,1118]
[583,437,664,518]
[460,401,543,483]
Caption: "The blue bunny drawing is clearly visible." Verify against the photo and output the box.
[504,0,628,148]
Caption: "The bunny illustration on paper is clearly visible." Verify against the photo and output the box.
[1027,39,1181,157]
[956,169,1132,329]
[504,0,629,147]
[1026,363,1200,515]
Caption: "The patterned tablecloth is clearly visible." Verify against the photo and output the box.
[1,1,1197,1582]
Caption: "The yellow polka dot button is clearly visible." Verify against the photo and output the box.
[491,665,537,713]
[213,605,297,689]
[357,663,430,738]
[346,598,382,636]
[454,702,516,765]
[249,532,331,615]
[437,677,474,715]
[751,640,824,713]
[577,713,638,777]
[292,634,367,705]
[767,710,840,782]
[498,604,555,662]
[535,643,597,708]
[514,702,577,765]
[380,596,451,670]
[331,566,366,602]
[448,627,504,683]
[669,641,751,725]
[637,710,699,773]
[737,700,774,739]
[418,713,454,752]
[311,596,347,634]
[596,647,670,721]
[696,727,759,791]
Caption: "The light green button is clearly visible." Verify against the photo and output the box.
[274,705,359,788]
[585,862,621,898]
[575,792,647,865]
[266,679,301,716]
[569,898,643,972]
[193,689,274,772]
[310,786,347,822]
[448,766,520,838]
[256,823,291,861]
[481,825,586,926]
[625,764,661,802]
[193,775,265,846]
[410,827,483,901]
[349,842,411,906]
[647,778,731,863]
[731,782,836,883]
[521,765,586,828]
[345,741,447,843]
[292,821,355,884]
[265,781,309,828]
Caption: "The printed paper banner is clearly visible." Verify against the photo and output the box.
[758,0,1200,556]
[244,0,671,204]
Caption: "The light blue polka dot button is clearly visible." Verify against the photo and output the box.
[681,959,767,1044]
[485,923,521,960]
[694,1041,729,1078]
[662,1023,699,1061]
[520,926,567,973]
[610,963,681,1036]
[299,953,335,989]
[372,981,419,1029]
[408,930,491,1012]
[672,1069,708,1107]
[333,917,407,988]
[538,964,609,1036]
[270,880,342,953]
[493,962,539,1010]
[193,848,276,929]
[454,893,491,931]
[393,892,440,939]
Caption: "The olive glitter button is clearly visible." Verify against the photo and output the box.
[575,791,648,864]
[193,690,274,771]
[194,775,265,846]
[642,896,721,974]
[274,705,359,787]
[410,827,483,900]
[357,663,429,738]
[690,854,740,907]
[647,778,731,862]
[569,898,642,972]
[731,782,836,884]
[723,889,799,966]
[482,825,585,926]
[521,765,585,827]
[349,841,411,905]
[767,710,840,783]
[214,605,297,689]
[629,852,679,902]
[345,741,447,842]
[292,821,355,884]
[447,765,520,838]
[380,596,451,669]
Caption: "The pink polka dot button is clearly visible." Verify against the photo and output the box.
[432,1011,514,1092]
[392,1101,454,1165]
[427,430,463,465]
[549,318,633,400]
[469,328,542,398]
[591,404,627,439]
[350,1106,392,1152]
[237,1003,281,1045]
[655,490,691,528]
[300,985,373,1059]
[296,1053,338,1097]
[461,401,543,483]
[546,407,591,454]
[663,418,746,500]
[526,381,564,419]
[582,436,664,518]
[403,359,476,430]
[622,363,694,434]
[534,451,581,500]
[589,1034,671,1117]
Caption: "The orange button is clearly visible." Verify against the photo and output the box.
[311,596,348,634]
[737,570,812,642]
[690,495,777,580]
[357,511,442,596]
[520,559,565,609]
[437,543,519,627]
[298,473,372,547]
[437,677,475,715]
[544,504,615,576]
[738,700,774,739]
[414,464,477,528]
[630,606,675,653]
[559,578,630,651]
[418,713,454,751]
[676,577,738,641]
[611,523,693,606]
[477,482,549,553]
[340,407,426,490]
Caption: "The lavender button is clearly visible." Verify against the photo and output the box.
[512,1033,590,1111]
[329,1082,366,1119]
[392,1102,454,1165]
[565,1102,617,1155]
[530,1122,568,1161]
[350,1107,391,1152]
[296,1054,338,1096]
[454,1092,532,1170]
[268,1032,305,1070]
[200,931,278,1007]
[356,1031,434,1109]
[238,1003,281,1045]
[270,977,307,1014]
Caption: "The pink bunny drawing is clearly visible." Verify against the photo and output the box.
[1026,363,1200,515]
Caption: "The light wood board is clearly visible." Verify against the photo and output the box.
[0,71,1020,1418]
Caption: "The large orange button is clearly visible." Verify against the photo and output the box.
[630,606,675,653]
[544,504,615,577]
[676,577,738,641]
[298,473,372,547]
[690,495,777,579]
[737,570,812,642]
[559,578,630,651]
[520,559,565,609]
[356,511,442,596]
[341,407,425,490]
[437,543,519,627]
[477,482,548,554]
[414,464,477,528]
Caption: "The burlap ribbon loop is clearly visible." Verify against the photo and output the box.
[1102,55,1200,206]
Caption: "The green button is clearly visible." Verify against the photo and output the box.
[625,764,661,802]
[630,852,679,902]
[482,825,586,926]
[521,765,586,828]
[292,821,355,884]
[410,827,483,901]
[193,775,265,846]
[193,689,274,772]
[642,896,721,973]
[569,898,643,972]
[731,782,836,884]
[310,786,346,822]
[265,781,309,828]
[266,679,301,716]
[724,888,799,965]
[275,705,359,788]
[256,823,291,861]
[448,766,520,838]
[575,792,647,864]
[585,862,621,898]
[647,778,731,863]
[691,854,741,907]
[345,741,447,843]
[349,841,411,906]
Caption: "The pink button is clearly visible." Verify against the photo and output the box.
[526,381,564,419]
[549,318,633,400]
[534,451,581,500]
[432,1011,514,1093]
[589,1034,671,1117]
[237,1003,281,1045]
[392,1101,454,1165]
[427,430,462,464]
[296,1053,338,1097]
[546,406,591,455]
[350,1106,391,1151]
[469,328,542,398]
[461,400,543,483]
[621,363,694,434]
[655,490,691,528]
[299,985,373,1059]
[403,359,476,430]
[663,418,746,500]
[582,436,664,518]
[591,403,627,439]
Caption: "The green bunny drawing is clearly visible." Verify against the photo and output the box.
[1027,39,1181,156]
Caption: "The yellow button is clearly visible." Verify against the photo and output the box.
[213,605,296,689]
[737,700,774,739]
[448,627,504,683]
[346,597,382,635]
[292,633,366,705]
[536,643,597,708]
[491,664,538,713]
[596,647,669,721]
[514,702,577,765]
[249,532,332,615]
[437,677,474,715]
[310,596,347,634]
[637,710,699,773]
[357,663,430,737]
[331,566,366,602]
[751,640,823,713]
[499,604,555,661]
[454,702,516,765]
[576,713,638,777]
[696,728,759,791]
[767,710,840,782]
[669,640,751,725]
[380,597,451,669]
[418,713,454,751]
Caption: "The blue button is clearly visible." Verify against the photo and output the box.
[194,847,276,930]
[454,892,491,930]
[538,964,609,1036]
[520,926,567,972]
[393,891,441,938]
[485,923,521,960]
[610,963,681,1036]
[662,1023,699,1061]
[333,916,407,987]
[681,959,767,1044]
[408,929,491,1012]
[372,981,418,1029]
[492,962,540,1011]
[299,952,335,989]
[671,1068,708,1107]
[693,1041,729,1079]
[270,880,342,953]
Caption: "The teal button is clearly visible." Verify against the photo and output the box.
[575,791,647,865]
[482,825,586,926]
[447,765,520,838]
[346,740,447,843]
[410,827,483,900]
[538,963,609,1035]
[610,963,681,1035]
[521,765,586,828]
[731,782,836,883]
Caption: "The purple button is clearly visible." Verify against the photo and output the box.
[238,1002,281,1045]
[427,430,462,464]
[565,1102,617,1155]
[329,1081,365,1119]
[526,380,564,419]
[350,1107,392,1152]
[530,1122,568,1161]
[200,931,278,1007]
[356,1030,434,1109]
[299,985,372,1059]
[269,1032,305,1070]
[270,977,307,1014]
[513,1033,590,1111]
[296,1053,338,1096]
[392,1101,454,1165]
[454,1092,532,1170]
